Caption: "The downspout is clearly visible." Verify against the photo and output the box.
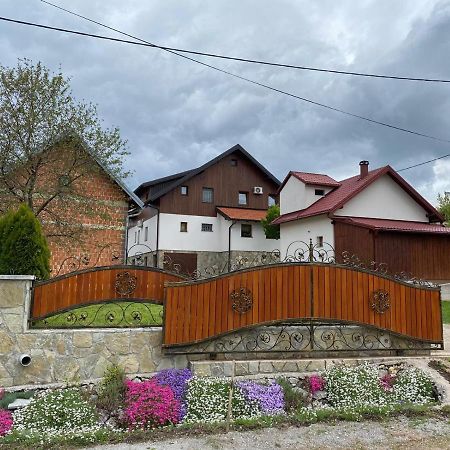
[145,202,160,268]
[228,220,237,272]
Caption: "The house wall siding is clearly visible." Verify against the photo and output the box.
[158,151,278,216]
[334,174,429,221]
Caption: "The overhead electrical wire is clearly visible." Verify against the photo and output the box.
[397,153,450,172]
[3,3,450,170]
[2,14,450,147]
[33,0,450,84]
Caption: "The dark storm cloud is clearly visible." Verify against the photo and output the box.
[0,0,449,202]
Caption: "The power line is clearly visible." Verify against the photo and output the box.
[397,153,450,172]
[36,1,450,84]
[3,14,450,146]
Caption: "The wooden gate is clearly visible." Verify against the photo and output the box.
[31,265,183,321]
[163,263,443,353]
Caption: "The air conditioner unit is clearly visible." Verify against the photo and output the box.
[137,219,144,228]
[253,186,263,195]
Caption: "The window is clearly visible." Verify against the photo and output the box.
[137,229,141,243]
[268,195,276,207]
[180,185,188,196]
[134,231,137,244]
[180,222,188,232]
[241,224,252,238]
[144,256,148,266]
[316,236,324,247]
[238,192,248,205]
[315,189,325,196]
[144,226,148,241]
[202,187,214,203]
[230,158,238,166]
[201,223,213,232]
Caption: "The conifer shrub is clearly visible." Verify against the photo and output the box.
[0,204,50,279]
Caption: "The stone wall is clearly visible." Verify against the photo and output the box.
[0,276,186,388]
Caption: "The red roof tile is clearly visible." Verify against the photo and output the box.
[273,165,444,225]
[217,207,267,221]
[291,171,341,187]
[334,217,450,234]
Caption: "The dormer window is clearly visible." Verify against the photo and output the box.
[315,189,325,196]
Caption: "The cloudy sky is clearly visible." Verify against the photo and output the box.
[1,0,450,203]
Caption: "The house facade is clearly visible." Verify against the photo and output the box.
[127,144,280,274]
[273,161,450,281]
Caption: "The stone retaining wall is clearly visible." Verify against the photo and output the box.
[0,276,186,388]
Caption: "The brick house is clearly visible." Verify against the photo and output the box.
[0,139,143,276]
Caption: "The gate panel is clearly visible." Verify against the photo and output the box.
[163,263,443,348]
[31,266,183,320]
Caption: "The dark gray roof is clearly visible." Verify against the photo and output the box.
[135,144,281,203]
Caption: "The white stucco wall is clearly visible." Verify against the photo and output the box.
[229,220,279,252]
[127,216,157,256]
[334,174,429,222]
[280,176,334,215]
[280,177,306,214]
[280,215,334,258]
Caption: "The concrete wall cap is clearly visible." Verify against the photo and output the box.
[0,275,35,281]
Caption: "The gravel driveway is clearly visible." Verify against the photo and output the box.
[89,416,450,450]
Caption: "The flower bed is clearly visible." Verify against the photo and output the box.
[0,362,440,448]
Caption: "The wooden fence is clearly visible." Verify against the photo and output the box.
[163,263,443,347]
[31,266,183,320]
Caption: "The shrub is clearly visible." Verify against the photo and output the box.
[153,368,192,420]
[276,377,307,411]
[185,377,260,423]
[13,388,98,433]
[237,381,284,415]
[392,367,435,404]
[97,364,126,415]
[261,204,280,239]
[0,409,13,436]
[0,204,50,279]
[123,379,180,429]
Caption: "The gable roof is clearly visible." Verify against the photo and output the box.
[277,171,340,193]
[333,216,450,234]
[135,144,281,204]
[273,165,444,225]
[217,206,268,222]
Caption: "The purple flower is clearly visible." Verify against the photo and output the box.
[237,381,285,415]
[153,368,192,420]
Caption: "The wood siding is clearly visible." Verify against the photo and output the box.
[163,264,442,346]
[31,266,183,320]
[158,151,279,216]
[334,221,450,280]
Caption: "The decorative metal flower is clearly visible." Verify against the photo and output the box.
[229,287,253,314]
[370,289,390,314]
[115,271,137,296]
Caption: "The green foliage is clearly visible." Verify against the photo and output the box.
[437,193,450,224]
[275,377,306,411]
[31,302,163,328]
[13,388,99,433]
[261,204,280,239]
[0,204,50,279]
[0,390,35,409]
[97,364,126,414]
[442,302,450,324]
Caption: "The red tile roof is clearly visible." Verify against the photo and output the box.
[291,171,341,187]
[217,207,267,221]
[334,217,450,234]
[273,165,444,225]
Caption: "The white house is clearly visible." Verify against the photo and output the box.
[273,161,450,280]
[127,145,281,275]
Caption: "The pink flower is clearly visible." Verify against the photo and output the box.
[308,374,326,394]
[0,409,13,436]
[380,373,395,391]
[123,379,180,429]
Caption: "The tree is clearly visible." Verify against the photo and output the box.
[437,192,450,225]
[0,204,50,279]
[261,204,280,239]
[0,59,130,245]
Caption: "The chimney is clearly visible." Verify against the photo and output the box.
[359,160,369,179]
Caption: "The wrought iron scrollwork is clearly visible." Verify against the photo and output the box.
[115,272,137,296]
[230,288,253,314]
[370,289,390,314]
[31,301,163,328]
[165,321,438,355]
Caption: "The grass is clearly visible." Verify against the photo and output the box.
[442,301,450,324]
[31,302,163,328]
